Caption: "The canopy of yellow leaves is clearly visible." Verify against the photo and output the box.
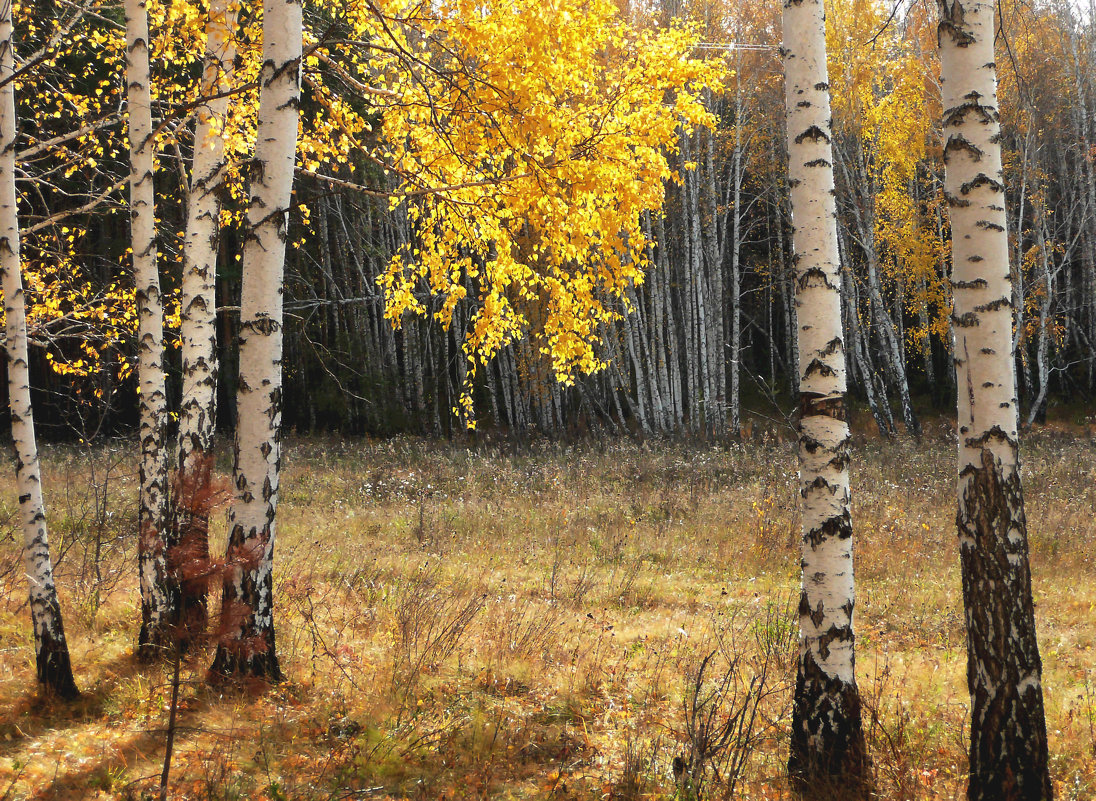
[12,0,719,418]
[826,0,949,349]
[359,0,721,420]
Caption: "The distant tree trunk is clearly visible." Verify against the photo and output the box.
[1064,22,1096,393]
[840,160,919,437]
[700,124,725,437]
[938,0,1053,798]
[840,231,894,437]
[728,68,746,438]
[209,0,302,682]
[0,3,79,699]
[864,250,919,437]
[782,0,867,791]
[127,0,172,657]
[173,0,237,649]
[1025,210,1053,427]
[775,195,800,396]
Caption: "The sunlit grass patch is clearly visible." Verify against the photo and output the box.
[0,428,1090,798]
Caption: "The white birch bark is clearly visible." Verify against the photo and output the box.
[938,0,1052,796]
[729,70,745,438]
[700,126,724,437]
[173,0,237,647]
[1025,212,1053,427]
[126,0,171,656]
[210,0,302,681]
[0,0,79,698]
[783,0,867,787]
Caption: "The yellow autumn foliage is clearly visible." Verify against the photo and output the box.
[826,0,949,350]
[359,0,721,419]
[13,0,720,420]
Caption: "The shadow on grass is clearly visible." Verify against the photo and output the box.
[0,648,149,749]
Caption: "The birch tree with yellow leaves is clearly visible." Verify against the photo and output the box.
[371,0,720,423]
[0,0,79,699]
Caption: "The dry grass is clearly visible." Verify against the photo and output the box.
[0,422,1092,799]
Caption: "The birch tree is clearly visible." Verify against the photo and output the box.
[937,0,1053,797]
[173,0,238,648]
[209,0,302,681]
[127,0,171,656]
[782,0,867,789]
[0,0,79,699]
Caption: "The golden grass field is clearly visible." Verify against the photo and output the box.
[0,421,1093,800]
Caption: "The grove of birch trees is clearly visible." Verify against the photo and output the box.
[0,0,1090,797]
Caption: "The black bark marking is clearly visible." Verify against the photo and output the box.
[797,266,839,292]
[945,190,971,208]
[944,134,984,162]
[802,358,837,380]
[788,645,868,796]
[957,447,1051,801]
[961,174,1004,194]
[795,125,831,145]
[974,297,1011,313]
[943,98,996,128]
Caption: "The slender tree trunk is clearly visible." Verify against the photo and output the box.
[127,0,172,657]
[841,232,894,437]
[783,0,867,790]
[917,277,935,386]
[1064,23,1096,393]
[173,0,237,650]
[865,250,920,437]
[776,196,800,396]
[0,3,78,699]
[687,148,708,434]
[1025,209,1053,427]
[729,71,745,438]
[210,0,302,682]
[701,125,725,437]
[938,1,1053,797]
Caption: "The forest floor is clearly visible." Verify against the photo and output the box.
[0,417,1093,800]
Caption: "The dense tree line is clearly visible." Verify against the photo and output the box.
[271,0,1096,438]
[0,0,1069,797]
[10,0,1096,441]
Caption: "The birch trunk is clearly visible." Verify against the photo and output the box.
[0,5,79,699]
[210,0,302,682]
[1025,213,1053,427]
[775,196,800,396]
[0,3,76,696]
[728,77,745,438]
[173,0,237,649]
[701,126,725,437]
[783,0,867,788]
[127,0,172,657]
[938,1,1052,797]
